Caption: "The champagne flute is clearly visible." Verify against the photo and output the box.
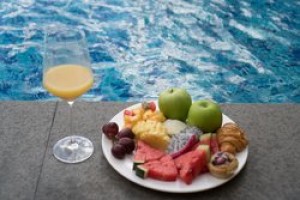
[43,27,94,163]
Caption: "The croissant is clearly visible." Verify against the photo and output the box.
[217,122,248,154]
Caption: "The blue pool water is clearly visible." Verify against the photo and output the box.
[0,0,299,103]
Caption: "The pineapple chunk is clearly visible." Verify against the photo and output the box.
[124,106,166,129]
[124,108,144,128]
[132,120,170,150]
[143,110,166,122]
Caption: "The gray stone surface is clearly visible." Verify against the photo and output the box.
[0,102,57,200]
[0,102,299,200]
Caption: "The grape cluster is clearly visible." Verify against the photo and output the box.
[102,122,119,140]
[102,122,135,159]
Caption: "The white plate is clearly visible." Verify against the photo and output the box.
[101,102,248,193]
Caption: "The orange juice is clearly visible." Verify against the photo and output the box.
[43,64,93,101]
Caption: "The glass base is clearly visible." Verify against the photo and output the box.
[53,135,94,163]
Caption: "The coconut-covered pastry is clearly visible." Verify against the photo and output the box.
[217,122,248,154]
[208,151,238,179]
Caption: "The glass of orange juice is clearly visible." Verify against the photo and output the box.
[43,27,94,163]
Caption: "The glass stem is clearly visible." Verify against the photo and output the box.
[68,101,74,143]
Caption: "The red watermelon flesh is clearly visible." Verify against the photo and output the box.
[175,149,207,184]
[210,133,219,155]
[199,133,212,145]
[133,140,165,170]
[136,155,178,181]
[196,145,210,173]
[191,133,211,151]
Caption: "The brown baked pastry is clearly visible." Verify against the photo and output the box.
[208,151,239,179]
[217,122,248,154]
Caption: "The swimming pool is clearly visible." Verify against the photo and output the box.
[0,0,299,102]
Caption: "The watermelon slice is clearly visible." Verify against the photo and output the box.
[136,155,178,181]
[174,148,207,184]
[133,140,165,170]
[196,144,211,173]
[210,133,219,155]
[199,133,212,145]
[197,145,211,163]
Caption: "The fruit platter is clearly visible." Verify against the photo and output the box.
[101,88,249,193]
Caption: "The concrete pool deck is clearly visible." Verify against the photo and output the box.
[0,102,299,200]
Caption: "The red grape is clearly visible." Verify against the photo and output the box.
[102,122,119,140]
[142,101,156,111]
[118,138,135,154]
[117,128,134,139]
[111,143,126,159]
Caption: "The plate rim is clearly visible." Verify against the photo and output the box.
[101,102,249,193]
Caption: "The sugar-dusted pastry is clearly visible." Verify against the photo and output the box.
[217,122,248,154]
[208,151,238,179]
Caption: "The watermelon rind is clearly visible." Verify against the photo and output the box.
[133,160,144,170]
[136,165,149,179]
[197,144,211,163]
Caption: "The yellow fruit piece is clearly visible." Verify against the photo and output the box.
[132,120,170,150]
[124,108,144,128]
[140,132,170,151]
[123,104,166,129]
[143,110,166,122]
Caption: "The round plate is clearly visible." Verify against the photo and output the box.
[101,102,248,193]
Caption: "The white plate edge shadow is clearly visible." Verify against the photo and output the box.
[101,102,248,193]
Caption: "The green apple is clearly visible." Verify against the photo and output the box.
[158,88,192,122]
[187,100,222,133]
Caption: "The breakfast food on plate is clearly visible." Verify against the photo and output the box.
[136,155,178,182]
[116,128,135,139]
[167,126,202,159]
[158,88,192,122]
[208,151,239,179]
[196,145,211,167]
[210,133,219,155]
[135,139,209,184]
[175,148,208,184]
[124,101,166,128]
[199,133,212,145]
[118,138,135,154]
[102,89,249,185]
[198,133,219,155]
[102,122,119,140]
[111,136,136,159]
[217,122,248,154]
[163,119,187,135]
[142,101,156,111]
[124,107,144,128]
[102,122,136,159]
[111,143,127,159]
[142,109,166,122]
[133,140,166,170]
[187,99,223,133]
[132,120,170,150]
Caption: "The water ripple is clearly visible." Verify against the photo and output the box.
[0,0,299,102]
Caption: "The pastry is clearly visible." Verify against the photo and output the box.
[217,122,248,154]
[208,151,239,179]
